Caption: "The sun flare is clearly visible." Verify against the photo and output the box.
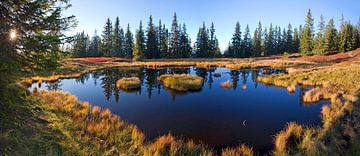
[10,29,17,40]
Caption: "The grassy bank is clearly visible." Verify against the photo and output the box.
[1,86,255,155]
[256,59,360,155]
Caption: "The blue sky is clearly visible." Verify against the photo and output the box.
[65,0,360,51]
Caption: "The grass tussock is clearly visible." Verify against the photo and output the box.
[273,122,304,155]
[220,80,232,89]
[303,83,339,103]
[144,134,213,156]
[286,85,296,93]
[116,77,141,90]
[158,74,204,91]
[221,144,254,156]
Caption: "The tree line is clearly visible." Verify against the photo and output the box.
[71,10,360,60]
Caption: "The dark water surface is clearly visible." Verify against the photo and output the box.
[30,67,325,153]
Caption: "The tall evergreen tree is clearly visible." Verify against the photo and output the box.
[194,22,210,58]
[133,21,145,61]
[324,18,338,53]
[243,24,252,57]
[179,24,192,58]
[293,27,300,52]
[101,18,113,57]
[72,31,90,57]
[231,22,242,57]
[300,9,314,55]
[145,15,159,59]
[252,22,262,57]
[313,15,325,54]
[209,22,220,57]
[159,23,169,58]
[285,23,293,52]
[112,17,124,57]
[169,13,181,58]
[266,23,275,55]
[262,27,268,56]
[89,30,101,57]
[124,24,134,58]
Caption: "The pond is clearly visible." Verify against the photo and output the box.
[30,67,326,154]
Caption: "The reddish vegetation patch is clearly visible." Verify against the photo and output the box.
[72,57,131,63]
[297,48,360,63]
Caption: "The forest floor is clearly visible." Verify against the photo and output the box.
[2,48,360,155]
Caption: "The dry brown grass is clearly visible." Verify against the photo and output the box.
[303,83,339,103]
[221,144,254,156]
[273,122,303,155]
[286,85,296,93]
[36,90,256,155]
[116,77,141,90]
[158,74,204,91]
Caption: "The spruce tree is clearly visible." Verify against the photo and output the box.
[89,30,101,57]
[356,18,360,48]
[194,22,210,58]
[124,24,134,58]
[243,24,252,57]
[179,24,192,58]
[231,22,242,57]
[72,31,90,57]
[252,22,262,57]
[159,24,169,58]
[324,18,338,53]
[133,21,145,61]
[286,23,293,52]
[209,22,220,57]
[300,9,314,55]
[313,15,325,55]
[169,13,181,58]
[146,15,158,59]
[266,23,275,55]
[293,28,300,52]
[262,27,268,56]
[101,18,113,57]
[112,17,124,57]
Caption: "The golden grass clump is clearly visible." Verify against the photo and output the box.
[158,74,204,91]
[91,106,101,118]
[303,83,338,103]
[287,85,296,93]
[273,122,303,155]
[144,134,213,156]
[101,108,112,119]
[220,80,232,89]
[221,144,254,156]
[116,77,141,90]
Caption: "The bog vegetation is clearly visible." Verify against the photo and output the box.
[1,0,360,155]
[158,74,204,91]
[116,77,142,90]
